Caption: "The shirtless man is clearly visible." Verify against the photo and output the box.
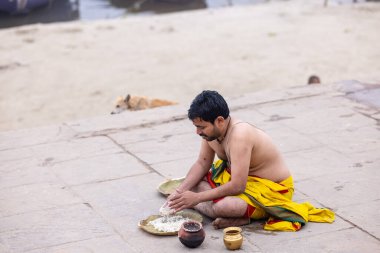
[168,90,292,229]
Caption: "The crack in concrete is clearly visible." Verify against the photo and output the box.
[354,110,380,128]
[334,212,380,242]
[105,135,166,178]
[296,189,380,242]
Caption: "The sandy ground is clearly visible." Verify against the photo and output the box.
[0,0,379,132]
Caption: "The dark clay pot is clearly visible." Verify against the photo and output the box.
[178,220,205,248]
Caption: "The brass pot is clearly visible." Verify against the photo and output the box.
[223,227,243,250]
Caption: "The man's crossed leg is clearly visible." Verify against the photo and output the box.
[192,180,251,229]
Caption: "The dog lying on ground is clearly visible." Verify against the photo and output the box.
[111,94,178,114]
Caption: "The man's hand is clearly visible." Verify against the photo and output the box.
[168,190,201,212]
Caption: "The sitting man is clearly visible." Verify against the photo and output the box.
[168,90,334,231]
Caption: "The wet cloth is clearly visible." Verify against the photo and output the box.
[206,160,335,232]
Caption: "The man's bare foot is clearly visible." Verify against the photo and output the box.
[212,217,250,229]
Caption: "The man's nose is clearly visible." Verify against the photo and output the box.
[196,128,201,135]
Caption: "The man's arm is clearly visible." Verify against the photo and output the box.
[170,126,253,211]
[167,139,215,200]
[195,128,252,201]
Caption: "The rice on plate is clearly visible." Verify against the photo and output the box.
[148,215,191,233]
[138,209,203,236]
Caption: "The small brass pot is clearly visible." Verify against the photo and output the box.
[223,227,243,250]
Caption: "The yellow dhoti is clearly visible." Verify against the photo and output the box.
[207,160,335,232]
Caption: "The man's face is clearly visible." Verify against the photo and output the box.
[192,118,221,142]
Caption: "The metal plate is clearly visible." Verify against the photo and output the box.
[157,177,185,196]
[138,209,203,236]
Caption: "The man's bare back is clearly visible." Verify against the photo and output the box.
[208,118,291,183]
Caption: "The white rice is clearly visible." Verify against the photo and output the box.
[149,215,190,232]
[159,202,175,216]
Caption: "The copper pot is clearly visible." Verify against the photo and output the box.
[178,220,205,248]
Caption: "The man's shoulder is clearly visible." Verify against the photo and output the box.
[229,122,258,145]
[231,121,258,135]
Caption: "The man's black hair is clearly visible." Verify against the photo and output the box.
[188,90,229,123]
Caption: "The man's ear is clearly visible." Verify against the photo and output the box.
[124,94,131,103]
[215,116,225,126]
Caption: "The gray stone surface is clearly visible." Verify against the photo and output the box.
[243,214,353,249]
[284,147,359,181]
[0,82,379,252]
[71,173,164,208]
[67,104,187,136]
[254,227,380,253]
[298,163,380,207]
[0,158,60,190]
[119,132,200,165]
[337,199,380,239]
[108,120,194,145]
[51,153,150,186]
[25,235,137,253]
[151,156,196,179]
[0,124,76,151]
[264,126,323,154]
[0,146,36,163]
[29,136,122,164]
[311,126,380,154]
[0,204,115,252]
[0,182,82,217]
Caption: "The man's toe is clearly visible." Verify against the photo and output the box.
[212,218,221,229]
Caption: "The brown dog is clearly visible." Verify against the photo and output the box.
[111,94,178,114]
